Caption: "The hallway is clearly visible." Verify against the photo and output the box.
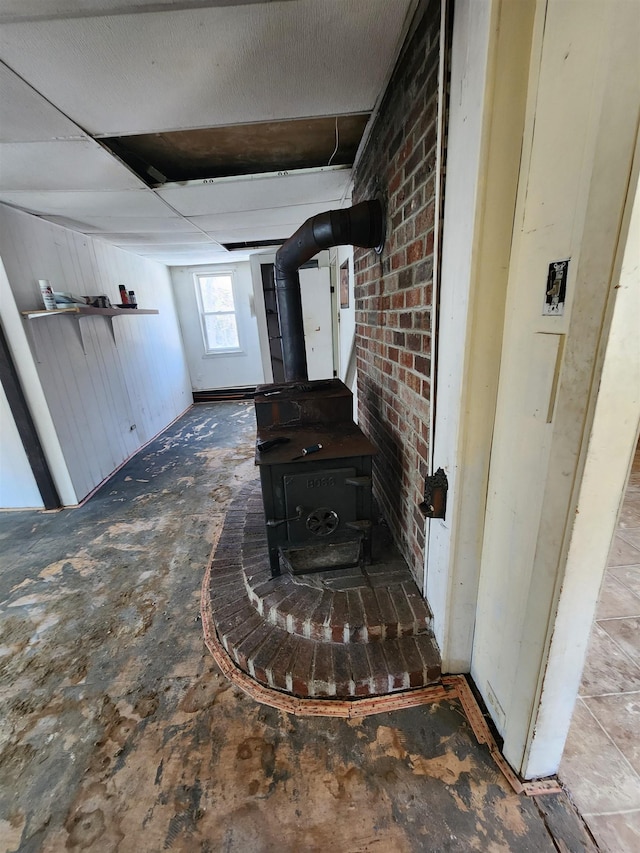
[1,404,596,851]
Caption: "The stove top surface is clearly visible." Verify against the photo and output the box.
[255,423,377,466]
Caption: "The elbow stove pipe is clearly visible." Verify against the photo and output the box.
[274,199,385,382]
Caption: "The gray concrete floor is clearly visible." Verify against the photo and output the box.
[1,403,597,852]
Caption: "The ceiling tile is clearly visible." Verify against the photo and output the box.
[140,247,236,266]
[0,140,144,190]
[0,63,85,142]
[96,231,214,245]
[0,189,175,218]
[0,1,277,24]
[0,0,413,135]
[42,214,199,232]
[204,226,290,244]
[108,240,224,254]
[156,168,351,217]
[188,200,350,232]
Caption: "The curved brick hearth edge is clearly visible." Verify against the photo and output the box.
[200,482,560,798]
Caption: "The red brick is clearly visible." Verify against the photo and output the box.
[329,593,350,642]
[405,288,424,308]
[380,641,408,691]
[391,250,405,270]
[267,634,299,690]
[213,591,251,623]
[250,630,282,685]
[359,587,383,640]
[287,586,323,636]
[373,588,398,639]
[289,638,315,696]
[311,644,335,697]
[346,590,366,642]
[401,637,427,688]
[418,636,442,683]
[347,643,372,696]
[406,333,422,352]
[221,611,264,661]
[332,647,353,697]
[393,588,419,637]
[425,229,435,255]
[406,239,424,264]
[366,641,391,694]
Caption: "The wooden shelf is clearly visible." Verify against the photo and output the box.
[22,306,158,320]
[21,305,159,360]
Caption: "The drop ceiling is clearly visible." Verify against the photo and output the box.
[0,0,417,266]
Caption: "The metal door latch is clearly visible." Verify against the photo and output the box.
[420,468,448,519]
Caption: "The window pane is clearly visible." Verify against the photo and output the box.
[199,276,235,312]
[204,313,239,350]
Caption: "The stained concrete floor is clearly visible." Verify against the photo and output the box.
[1,403,597,852]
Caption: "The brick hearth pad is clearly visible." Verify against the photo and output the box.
[202,480,441,699]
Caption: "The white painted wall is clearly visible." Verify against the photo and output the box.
[0,256,77,506]
[425,0,536,670]
[0,382,43,509]
[0,203,192,505]
[170,261,264,391]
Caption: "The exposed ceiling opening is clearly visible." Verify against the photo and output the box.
[0,0,418,264]
[222,238,284,251]
[100,114,370,186]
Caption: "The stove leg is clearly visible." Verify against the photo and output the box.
[268,547,281,577]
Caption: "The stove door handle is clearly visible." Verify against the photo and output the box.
[266,506,304,528]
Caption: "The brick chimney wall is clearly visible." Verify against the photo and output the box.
[352,2,440,587]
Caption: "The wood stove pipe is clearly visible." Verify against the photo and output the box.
[274,199,385,382]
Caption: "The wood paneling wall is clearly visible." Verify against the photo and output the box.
[0,204,192,504]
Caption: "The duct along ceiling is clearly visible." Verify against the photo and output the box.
[0,0,417,265]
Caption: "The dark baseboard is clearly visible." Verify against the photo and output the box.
[193,387,257,403]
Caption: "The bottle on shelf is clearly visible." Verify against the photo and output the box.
[118,285,129,305]
[38,279,57,311]
[128,290,137,307]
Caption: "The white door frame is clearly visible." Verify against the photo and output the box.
[427,0,640,778]
[424,0,537,670]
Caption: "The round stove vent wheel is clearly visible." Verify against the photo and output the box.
[305,507,339,536]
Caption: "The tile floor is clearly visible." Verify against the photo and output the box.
[560,439,640,852]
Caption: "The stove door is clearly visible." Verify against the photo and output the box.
[284,467,356,545]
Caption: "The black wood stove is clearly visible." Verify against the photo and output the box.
[254,199,385,577]
[255,379,376,576]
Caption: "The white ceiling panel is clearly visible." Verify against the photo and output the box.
[188,199,350,232]
[157,168,351,217]
[42,214,199,233]
[0,0,413,135]
[110,240,224,254]
[0,140,144,190]
[0,189,175,218]
[0,1,278,24]
[97,231,213,245]
[204,225,295,243]
[0,63,86,142]
[135,247,235,266]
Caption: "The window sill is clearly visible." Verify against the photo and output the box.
[202,349,245,359]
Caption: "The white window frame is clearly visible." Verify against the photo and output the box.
[193,270,243,356]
